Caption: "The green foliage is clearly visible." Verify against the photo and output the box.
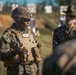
[57,0,72,5]
[0,27,6,37]
[0,62,6,75]
[34,13,58,30]
[36,0,46,13]
[37,28,53,60]
[34,12,59,20]
[3,1,12,14]
[22,0,27,7]
[0,28,6,75]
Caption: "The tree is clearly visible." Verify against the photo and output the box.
[49,0,59,12]
[3,1,11,14]
[57,0,72,5]
[22,0,27,7]
[36,0,46,13]
[48,0,71,12]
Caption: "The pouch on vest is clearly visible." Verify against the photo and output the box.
[25,63,37,74]
[4,54,21,67]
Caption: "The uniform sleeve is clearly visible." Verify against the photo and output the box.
[0,30,17,61]
[34,39,42,70]
[52,30,59,51]
[52,30,58,45]
[33,47,42,70]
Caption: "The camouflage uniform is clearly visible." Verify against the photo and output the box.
[43,39,76,75]
[0,7,42,75]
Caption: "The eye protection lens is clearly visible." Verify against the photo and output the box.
[21,18,30,22]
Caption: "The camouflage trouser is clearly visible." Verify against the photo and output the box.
[7,63,37,75]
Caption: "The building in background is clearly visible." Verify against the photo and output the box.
[27,4,36,13]
[44,6,52,13]
[11,3,19,11]
[0,2,3,11]
[60,6,68,15]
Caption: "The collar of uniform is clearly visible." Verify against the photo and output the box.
[17,29,27,34]
[11,23,28,34]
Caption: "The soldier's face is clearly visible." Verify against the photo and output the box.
[21,18,30,27]
[17,18,30,29]
[66,15,76,28]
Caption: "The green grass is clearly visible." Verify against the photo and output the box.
[37,28,53,60]
[0,27,6,37]
[0,62,7,75]
[0,28,7,75]
[34,12,59,19]
[34,13,58,31]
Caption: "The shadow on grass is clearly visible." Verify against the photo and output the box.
[44,21,57,31]
[37,28,52,35]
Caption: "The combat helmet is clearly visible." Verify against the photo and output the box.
[11,7,32,21]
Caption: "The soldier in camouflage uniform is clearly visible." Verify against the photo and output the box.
[53,4,76,51]
[0,7,42,75]
[43,39,76,75]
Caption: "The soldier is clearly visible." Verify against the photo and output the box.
[43,39,76,75]
[0,7,42,75]
[52,4,76,51]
